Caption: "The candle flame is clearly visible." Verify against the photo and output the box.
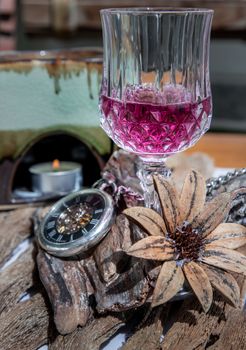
[52,159,60,170]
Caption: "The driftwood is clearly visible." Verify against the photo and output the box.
[0,245,36,314]
[0,206,136,348]
[0,207,35,268]
[0,221,52,350]
[0,293,50,350]
[37,250,94,335]
[93,214,132,283]
[0,151,246,349]
[162,246,246,350]
[36,217,153,333]
[49,315,124,350]
[121,306,169,350]
[161,294,245,350]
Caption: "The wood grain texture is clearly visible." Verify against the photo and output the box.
[37,250,93,335]
[90,258,150,313]
[0,245,37,314]
[206,308,246,350]
[93,214,132,283]
[162,249,246,350]
[0,207,35,268]
[161,294,245,350]
[49,315,124,350]
[121,306,169,350]
[37,218,150,332]
[0,293,50,350]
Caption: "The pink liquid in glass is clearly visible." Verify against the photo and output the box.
[100,85,212,155]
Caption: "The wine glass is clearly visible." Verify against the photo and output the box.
[100,8,213,207]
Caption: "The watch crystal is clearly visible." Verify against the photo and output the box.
[56,203,93,235]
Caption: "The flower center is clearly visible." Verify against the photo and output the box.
[171,221,203,261]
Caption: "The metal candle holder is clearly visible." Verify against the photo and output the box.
[29,161,82,195]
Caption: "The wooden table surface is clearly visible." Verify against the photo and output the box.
[185,132,246,168]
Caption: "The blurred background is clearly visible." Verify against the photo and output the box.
[0,0,246,133]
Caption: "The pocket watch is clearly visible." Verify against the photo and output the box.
[38,189,115,257]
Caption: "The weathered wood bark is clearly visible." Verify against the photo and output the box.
[161,246,246,350]
[0,245,36,314]
[37,250,93,335]
[93,214,132,283]
[206,308,246,350]
[37,224,151,334]
[0,207,52,350]
[121,306,169,350]
[89,258,150,313]
[0,293,50,350]
[161,293,246,350]
[0,207,35,267]
[49,315,124,350]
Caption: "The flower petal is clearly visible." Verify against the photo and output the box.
[192,192,232,237]
[151,261,184,307]
[179,170,206,224]
[126,236,174,261]
[153,175,180,233]
[204,223,246,249]
[124,207,166,236]
[200,263,240,307]
[202,245,246,275]
[183,261,213,313]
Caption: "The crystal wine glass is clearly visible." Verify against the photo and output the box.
[100,8,213,207]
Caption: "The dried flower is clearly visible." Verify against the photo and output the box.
[124,170,246,312]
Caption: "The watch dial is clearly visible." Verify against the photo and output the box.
[43,192,105,244]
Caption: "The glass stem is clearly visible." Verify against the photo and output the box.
[137,157,171,209]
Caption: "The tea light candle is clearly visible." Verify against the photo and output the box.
[29,160,82,195]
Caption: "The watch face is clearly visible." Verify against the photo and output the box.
[38,189,115,257]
